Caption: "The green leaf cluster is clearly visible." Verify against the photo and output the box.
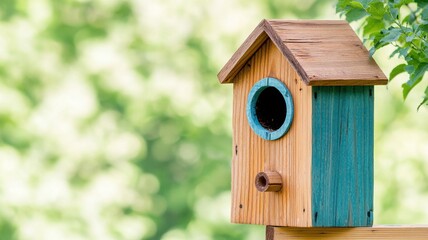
[337,0,428,109]
[0,0,337,239]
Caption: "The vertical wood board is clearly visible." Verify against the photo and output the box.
[311,86,374,227]
[231,40,313,226]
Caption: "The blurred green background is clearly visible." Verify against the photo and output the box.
[0,0,427,239]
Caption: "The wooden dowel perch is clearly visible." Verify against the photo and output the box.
[255,171,283,192]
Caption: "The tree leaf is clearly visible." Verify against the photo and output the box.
[399,47,410,57]
[337,0,428,108]
[405,64,415,74]
[390,48,401,58]
[406,34,415,42]
[346,8,368,22]
[367,1,386,19]
[416,0,428,8]
[390,5,399,19]
[389,63,407,81]
[417,87,428,110]
[394,0,413,8]
[337,0,353,13]
[402,63,428,99]
[380,28,402,43]
[369,46,376,57]
[349,1,365,9]
[353,0,372,8]
[363,17,385,35]
[422,7,428,20]
[403,12,417,24]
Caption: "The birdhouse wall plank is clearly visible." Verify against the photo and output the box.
[311,86,374,227]
[231,39,313,227]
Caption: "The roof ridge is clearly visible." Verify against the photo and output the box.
[262,20,310,84]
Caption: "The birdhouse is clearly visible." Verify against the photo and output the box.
[217,20,387,227]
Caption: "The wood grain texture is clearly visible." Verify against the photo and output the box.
[218,19,387,86]
[231,39,312,226]
[311,86,374,227]
[267,226,428,240]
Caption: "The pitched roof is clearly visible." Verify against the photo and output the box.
[218,19,387,86]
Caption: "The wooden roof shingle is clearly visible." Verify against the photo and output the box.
[218,19,387,86]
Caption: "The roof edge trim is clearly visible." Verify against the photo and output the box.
[217,20,269,84]
[218,19,310,85]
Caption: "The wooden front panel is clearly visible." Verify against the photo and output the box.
[231,40,312,226]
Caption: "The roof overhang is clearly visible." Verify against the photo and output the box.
[217,19,388,86]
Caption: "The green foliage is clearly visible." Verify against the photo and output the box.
[389,63,407,80]
[0,0,335,239]
[0,1,426,239]
[337,0,428,109]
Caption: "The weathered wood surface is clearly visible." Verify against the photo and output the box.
[232,39,313,226]
[218,19,387,86]
[266,226,428,240]
[311,86,374,226]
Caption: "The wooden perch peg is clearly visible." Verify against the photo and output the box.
[255,171,283,192]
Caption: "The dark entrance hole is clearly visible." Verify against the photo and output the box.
[256,174,267,189]
[255,87,287,131]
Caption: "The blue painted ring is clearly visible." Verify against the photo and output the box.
[246,77,294,140]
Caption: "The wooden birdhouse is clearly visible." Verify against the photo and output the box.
[217,20,387,227]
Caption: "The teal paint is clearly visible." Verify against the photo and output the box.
[311,86,374,227]
[246,77,294,140]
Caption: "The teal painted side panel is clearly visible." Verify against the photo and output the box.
[311,86,374,227]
